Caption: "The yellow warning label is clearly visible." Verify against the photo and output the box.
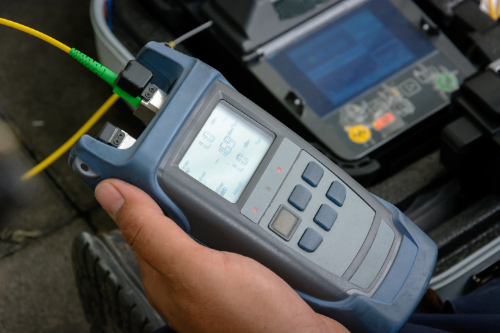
[348,124,371,144]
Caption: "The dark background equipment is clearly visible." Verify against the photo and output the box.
[119,0,476,185]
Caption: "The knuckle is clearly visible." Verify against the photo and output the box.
[116,207,145,249]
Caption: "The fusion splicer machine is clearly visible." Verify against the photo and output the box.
[70,43,437,333]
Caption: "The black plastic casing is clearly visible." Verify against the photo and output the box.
[116,60,154,97]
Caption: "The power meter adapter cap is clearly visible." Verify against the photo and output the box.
[115,60,154,98]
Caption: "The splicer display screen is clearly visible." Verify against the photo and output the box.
[179,102,274,203]
[268,0,435,117]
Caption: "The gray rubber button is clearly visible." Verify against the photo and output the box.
[298,228,323,252]
[326,181,346,207]
[302,161,324,187]
[288,185,312,211]
[313,205,338,231]
[269,206,300,241]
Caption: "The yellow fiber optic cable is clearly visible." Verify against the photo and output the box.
[21,94,120,180]
[489,0,498,20]
[0,18,135,180]
[0,18,71,53]
[1,18,140,106]
[3,18,213,181]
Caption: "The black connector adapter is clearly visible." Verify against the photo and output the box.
[97,122,127,148]
[115,60,153,97]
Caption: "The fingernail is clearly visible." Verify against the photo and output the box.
[95,182,125,219]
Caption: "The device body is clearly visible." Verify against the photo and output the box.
[70,43,437,333]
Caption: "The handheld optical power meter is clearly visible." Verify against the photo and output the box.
[70,42,437,333]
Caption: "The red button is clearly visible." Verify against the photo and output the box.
[373,112,396,131]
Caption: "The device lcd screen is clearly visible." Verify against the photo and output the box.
[179,102,274,203]
[267,0,436,118]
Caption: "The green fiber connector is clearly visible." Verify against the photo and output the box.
[113,86,142,108]
[69,48,141,107]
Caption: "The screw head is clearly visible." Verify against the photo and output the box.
[117,133,124,138]
[145,92,152,98]
[149,86,156,92]
[114,139,120,145]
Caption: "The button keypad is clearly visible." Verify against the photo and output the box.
[287,161,348,252]
[258,150,375,277]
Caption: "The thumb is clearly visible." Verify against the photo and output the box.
[95,179,201,273]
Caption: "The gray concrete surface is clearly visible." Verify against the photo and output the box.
[0,118,94,331]
[0,2,126,330]
[0,218,92,333]
[0,148,77,258]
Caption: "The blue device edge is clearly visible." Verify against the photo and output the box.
[297,196,437,333]
[69,42,438,333]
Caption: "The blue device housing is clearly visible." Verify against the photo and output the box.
[70,42,437,333]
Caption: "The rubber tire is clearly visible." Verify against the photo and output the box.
[71,231,171,333]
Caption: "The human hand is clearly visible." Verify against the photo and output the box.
[95,179,349,333]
